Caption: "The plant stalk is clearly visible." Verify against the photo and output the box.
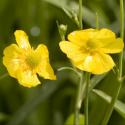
[84,73,91,125]
[74,0,83,124]
[96,12,99,29]
[79,0,83,29]
[101,0,124,125]
[74,73,84,125]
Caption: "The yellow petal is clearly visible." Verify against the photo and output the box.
[99,38,124,53]
[68,29,95,46]
[17,70,40,88]
[3,44,22,58]
[94,28,116,39]
[74,52,115,74]
[37,61,56,80]
[14,30,31,49]
[3,44,24,77]
[90,28,117,49]
[35,44,49,59]
[34,44,56,79]
[68,28,116,48]
[59,41,87,63]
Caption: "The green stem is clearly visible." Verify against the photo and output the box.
[101,81,122,125]
[101,0,124,125]
[119,0,124,79]
[96,12,99,29]
[84,73,91,125]
[58,67,81,78]
[74,0,83,124]
[58,67,84,125]
[79,0,83,29]
[74,73,84,125]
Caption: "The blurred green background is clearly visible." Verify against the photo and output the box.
[0,0,125,125]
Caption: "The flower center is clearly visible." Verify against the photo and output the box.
[25,51,40,69]
[83,40,97,53]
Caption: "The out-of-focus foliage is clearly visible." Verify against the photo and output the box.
[0,0,124,125]
[65,114,85,125]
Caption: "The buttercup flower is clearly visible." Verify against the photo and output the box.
[59,28,124,74]
[3,30,56,87]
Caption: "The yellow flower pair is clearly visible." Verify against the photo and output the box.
[3,29,124,87]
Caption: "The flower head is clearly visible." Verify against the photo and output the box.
[3,30,56,87]
[59,28,124,74]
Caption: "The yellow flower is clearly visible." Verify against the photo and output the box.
[59,28,124,74]
[3,30,56,87]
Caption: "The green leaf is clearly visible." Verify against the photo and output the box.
[65,114,85,125]
[0,112,9,122]
[93,89,125,118]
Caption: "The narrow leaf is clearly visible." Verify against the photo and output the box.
[93,89,125,118]
[42,0,108,27]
